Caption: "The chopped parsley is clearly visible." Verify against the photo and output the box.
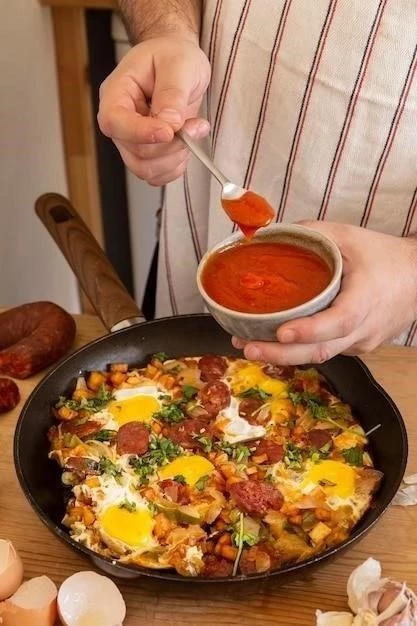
[218,442,251,464]
[231,513,260,576]
[88,429,117,442]
[152,352,169,362]
[119,498,137,512]
[309,442,332,463]
[99,457,122,481]
[56,384,114,413]
[284,443,303,469]
[173,474,187,485]
[195,436,213,453]
[342,446,364,466]
[289,390,348,430]
[239,387,271,402]
[154,402,185,424]
[130,435,182,484]
[182,385,198,401]
[195,474,210,491]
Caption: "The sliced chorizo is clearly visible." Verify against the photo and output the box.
[306,429,333,450]
[238,397,264,423]
[116,422,150,456]
[0,302,76,379]
[253,439,284,463]
[197,381,231,417]
[229,480,284,516]
[198,355,227,382]
[0,377,20,413]
[163,418,213,450]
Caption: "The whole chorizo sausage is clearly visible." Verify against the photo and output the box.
[0,302,76,379]
[0,377,20,413]
[116,422,150,456]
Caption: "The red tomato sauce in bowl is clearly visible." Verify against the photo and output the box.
[200,241,332,314]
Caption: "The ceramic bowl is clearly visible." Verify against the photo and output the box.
[196,223,343,341]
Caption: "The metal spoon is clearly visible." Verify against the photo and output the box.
[177,129,275,235]
[177,128,245,200]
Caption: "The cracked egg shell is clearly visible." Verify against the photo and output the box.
[0,539,24,601]
[57,571,126,626]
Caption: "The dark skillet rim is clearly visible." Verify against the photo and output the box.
[13,314,408,582]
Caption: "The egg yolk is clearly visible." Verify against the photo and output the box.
[100,505,154,547]
[231,363,288,397]
[158,455,214,486]
[108,395,160,425]
[303,460,356,499]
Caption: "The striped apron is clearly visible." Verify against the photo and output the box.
[156,0,417,345]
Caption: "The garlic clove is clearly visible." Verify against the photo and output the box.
[403,474,417,485]
[348,558,383,614]
[0,539,24,601]
[352,610,379,626]
[316,610,354,625]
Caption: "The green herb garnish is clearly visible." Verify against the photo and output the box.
[88,429,117,442]
[195,474,210,491]
[284,443,303,469]
[119,498,137,512]
[173,474,187,485]
[195,436,213,453]
[318,479,336,487]
[130,435,182,484]
[56,384,114,413]
[342,446,364,466]
[239,387,271,402]
[218,442,251,464]
[154,402,185,424]
[99,457,122,481]
[153,352,169,362]
[182,385,198,401]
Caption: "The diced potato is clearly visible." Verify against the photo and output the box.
[309,521,332,545]
[57,405,78,421]
[85,476,100,488]
[86,371,106,391]
[109,362,128,373]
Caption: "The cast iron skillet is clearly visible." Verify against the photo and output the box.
[14,193,408,582]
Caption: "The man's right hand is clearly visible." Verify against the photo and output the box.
[98,36,211,186]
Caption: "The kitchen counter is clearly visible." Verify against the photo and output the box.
[1,313,417,625]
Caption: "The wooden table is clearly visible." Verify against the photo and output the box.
[1,314,416,625]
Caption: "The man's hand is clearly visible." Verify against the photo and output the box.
[98,36,211,186]
[232,222,417,364]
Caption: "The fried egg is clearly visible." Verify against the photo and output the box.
[230,362,288,397]
[87,476,157,553]
[107,385,167,426]
[302,460,356,499]
[216,397,266,444]
[158,455,214,486]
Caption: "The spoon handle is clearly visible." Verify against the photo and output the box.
[177,129,229,187]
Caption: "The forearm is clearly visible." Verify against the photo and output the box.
[118,0,203,44]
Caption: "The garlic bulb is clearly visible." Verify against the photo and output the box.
[317,559,417,626]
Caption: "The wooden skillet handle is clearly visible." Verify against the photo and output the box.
[35,193,145,331]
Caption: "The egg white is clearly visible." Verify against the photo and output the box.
[216,397,266,444]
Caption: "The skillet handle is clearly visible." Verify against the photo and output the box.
[35,193,146,331]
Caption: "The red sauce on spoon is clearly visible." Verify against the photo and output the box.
[221,191,275,239]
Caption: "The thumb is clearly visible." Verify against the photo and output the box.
[151,61,198,130]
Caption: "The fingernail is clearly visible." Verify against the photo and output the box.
[156,108,182,126]
[245,345,262,360]
[279,329,296,343]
